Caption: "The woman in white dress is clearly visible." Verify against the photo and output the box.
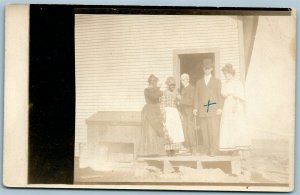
[219,64,251,154]
[160,76,185,156]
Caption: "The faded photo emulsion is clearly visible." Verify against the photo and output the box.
[73,11,295,191]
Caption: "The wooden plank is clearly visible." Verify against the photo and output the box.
[138,155,241,175]
[138,155,235,162]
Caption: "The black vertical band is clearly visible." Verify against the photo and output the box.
[28,5,75,184]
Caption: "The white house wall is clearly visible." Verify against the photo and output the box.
[75,14,242,156]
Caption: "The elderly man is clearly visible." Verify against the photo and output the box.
[193,58,223,156]
[179,73,196,154]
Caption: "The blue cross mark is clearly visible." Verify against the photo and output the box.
[204,99,217,112]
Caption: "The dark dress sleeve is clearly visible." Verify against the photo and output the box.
[144,87,163,104]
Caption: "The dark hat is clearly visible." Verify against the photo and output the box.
[202,58,214,69]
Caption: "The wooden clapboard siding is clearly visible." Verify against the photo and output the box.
[75,15,242,156]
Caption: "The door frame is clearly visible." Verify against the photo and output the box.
[173,48,221,87]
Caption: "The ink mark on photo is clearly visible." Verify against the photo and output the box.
[204,99,216,112]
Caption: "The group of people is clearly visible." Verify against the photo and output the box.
[138,58,251,158]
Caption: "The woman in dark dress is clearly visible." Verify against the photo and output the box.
[138,74,166,157]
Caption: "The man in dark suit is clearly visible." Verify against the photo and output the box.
[179,73,196,154]
[193,58,223,156]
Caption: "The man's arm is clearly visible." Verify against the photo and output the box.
[187,86,195,106]
[181,86,195,106]
[193,82,199,115]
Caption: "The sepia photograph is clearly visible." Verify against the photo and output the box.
[73,10,295,189]
[2,5,296,192]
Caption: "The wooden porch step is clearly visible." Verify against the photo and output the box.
[137,155,241,175]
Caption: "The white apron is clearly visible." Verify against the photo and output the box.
[165,107,185,143]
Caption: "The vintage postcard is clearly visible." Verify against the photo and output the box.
[3,4,296,192]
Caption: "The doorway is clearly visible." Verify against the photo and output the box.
[179,53,215,88]
[173,49,220,148]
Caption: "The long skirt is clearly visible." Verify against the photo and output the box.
[138,104,166,156]
[219,97,251,151]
